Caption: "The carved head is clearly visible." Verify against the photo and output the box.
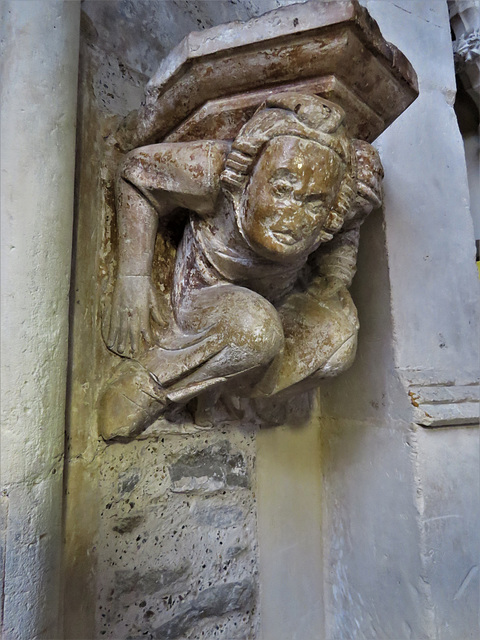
[221,93,356,261]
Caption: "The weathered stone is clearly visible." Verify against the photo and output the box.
[226,545,248,560]
[114,0,418,151]
[97,0,419,442]
[112,514,144,534]
[152,579,255,639]
[191,504,244,528]
[168,441,249,493]
[99,96,385,440]
[115,562,191,596]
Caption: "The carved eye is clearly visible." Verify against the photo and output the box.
[304,195,326,209]
[271,180,294,197]
[304,199,327,221]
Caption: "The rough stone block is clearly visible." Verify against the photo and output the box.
[168,441,249,494]
[152,579,255,640]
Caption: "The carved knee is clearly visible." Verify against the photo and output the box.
[119,148,146,185]
[225,295,284,370]
[315,331,358,378]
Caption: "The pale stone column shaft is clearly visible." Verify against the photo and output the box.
[0,2,80,638]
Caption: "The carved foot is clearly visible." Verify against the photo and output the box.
[98,360,168,441]
[193,391,245,429]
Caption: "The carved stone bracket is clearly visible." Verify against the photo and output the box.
[453,28,480,66]
[100,0,419,441]
[453,28,480,109]
[113,0,418,152]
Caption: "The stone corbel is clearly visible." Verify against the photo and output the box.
[112,0,418,153]
[99,0,419,441]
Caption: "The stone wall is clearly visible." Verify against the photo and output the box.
[94,433,257,639]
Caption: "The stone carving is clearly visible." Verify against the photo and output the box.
[453,28,480,66]
[449,0,480,108]
[100,92,383,440]
[97,0,420,441]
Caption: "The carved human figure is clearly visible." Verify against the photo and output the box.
[100,93,383,440]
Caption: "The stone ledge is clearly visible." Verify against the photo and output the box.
[406,381,479,427]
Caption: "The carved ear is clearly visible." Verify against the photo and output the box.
[352,139,384,208]
[265,92,345,133]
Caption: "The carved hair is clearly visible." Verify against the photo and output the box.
[220,92,357,241]
[352,138,383,206]
[342,139,384,229]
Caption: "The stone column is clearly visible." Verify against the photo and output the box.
[0,2,80,639]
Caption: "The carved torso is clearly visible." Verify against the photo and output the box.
[180,197,307,304]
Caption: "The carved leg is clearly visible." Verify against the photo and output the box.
[98,359,168,441]
[153,284,284,401]
[99,284,283,440]
[254,280,359,397]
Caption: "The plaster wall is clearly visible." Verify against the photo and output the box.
[0,2,80,638]
[256,416,325,640]
[365,0,479,381]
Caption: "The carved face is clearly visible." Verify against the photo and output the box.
[240,136,345,261]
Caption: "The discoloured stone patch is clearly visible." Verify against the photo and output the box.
[153,579,255,639]
[168,440,249,494]
[118,469,141,494]
[112,514,144,534]
[115,563,191,596]
[191,504,244,528]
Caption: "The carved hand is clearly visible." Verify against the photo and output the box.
[308,275,359,329]
[106,275,168,357]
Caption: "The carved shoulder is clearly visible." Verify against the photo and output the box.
[120,140,232,216]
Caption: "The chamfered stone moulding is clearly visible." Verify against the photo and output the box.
[98,0,418,441]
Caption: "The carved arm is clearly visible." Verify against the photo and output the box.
[106,141,230,356]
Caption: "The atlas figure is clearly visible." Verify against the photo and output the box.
[100,93,383,440]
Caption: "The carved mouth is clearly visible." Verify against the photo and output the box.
[272,230,298,245]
